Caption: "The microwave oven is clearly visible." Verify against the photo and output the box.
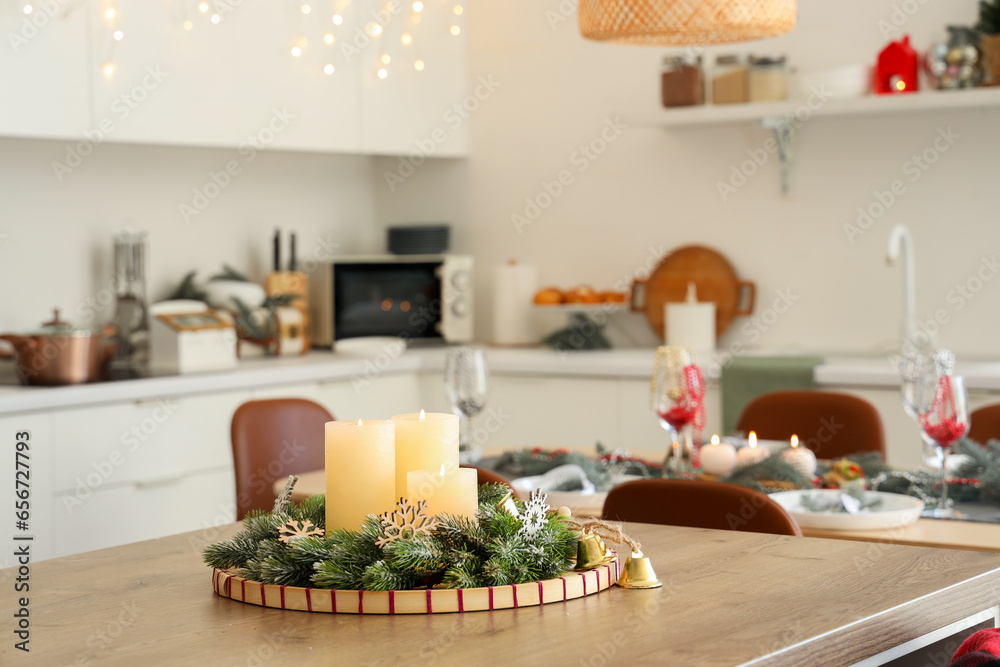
[309,255,474,347]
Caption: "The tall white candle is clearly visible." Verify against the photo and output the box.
[700,434,738,476]
[391,410,459,499]
[325,419,396,532]
[736,431,770,467]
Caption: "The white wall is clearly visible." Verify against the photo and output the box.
[467,0,1000,359]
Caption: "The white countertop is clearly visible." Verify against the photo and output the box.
[1,346,998,415]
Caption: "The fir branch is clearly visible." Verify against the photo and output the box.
[293,494,326,529]
[361,560,419,592]
[722,456,811,492]
[202,532,260,569]
[312,559,367,590]
[385,535,451,576]
[441,560,482,589]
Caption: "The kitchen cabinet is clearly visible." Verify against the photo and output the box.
[0,0,468,156]
[250,372,422,419]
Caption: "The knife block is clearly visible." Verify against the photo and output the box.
[265,271,309,351]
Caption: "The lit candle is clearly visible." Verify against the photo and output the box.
[700,434,738,476]
[325,419,396,531]
[407,464,479,520]
[736,430,770,467]
[781,434,817,477]
[391,410,459,498]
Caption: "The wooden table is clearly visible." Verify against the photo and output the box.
[278,471,1000,553]
[5,523,1000,666]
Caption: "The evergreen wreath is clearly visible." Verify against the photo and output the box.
[203,484,579,591]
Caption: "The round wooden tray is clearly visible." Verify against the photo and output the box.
[212,554,619,614]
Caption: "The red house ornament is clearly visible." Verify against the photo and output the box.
[875,35,919,94]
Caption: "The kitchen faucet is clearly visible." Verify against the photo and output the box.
[886,224,918,345]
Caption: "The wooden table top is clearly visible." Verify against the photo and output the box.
[280,471,1000,553]
[6,522,1000,666]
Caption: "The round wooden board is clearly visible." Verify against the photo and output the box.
[212,555,619,615]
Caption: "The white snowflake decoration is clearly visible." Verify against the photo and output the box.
[519,489,550,542]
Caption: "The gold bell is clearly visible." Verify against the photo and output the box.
[575,533,614,571]
[496,491,520,518]
[617,551,663,589]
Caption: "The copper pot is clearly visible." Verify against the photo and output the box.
[0,310,115,385]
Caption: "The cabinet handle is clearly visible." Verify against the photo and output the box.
[133,472,185,488]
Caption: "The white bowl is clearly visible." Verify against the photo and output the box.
[800,65,871,100]
[334,336,408,358]
[204,280,267,311]
[770,489,923,531]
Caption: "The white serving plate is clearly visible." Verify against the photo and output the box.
[333,337,407,358]
[511,474,644,514]
[770,489,924,531]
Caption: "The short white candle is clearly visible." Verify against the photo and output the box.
[781,434,817,477]
[736,431,770,467]
[407,465,479,520]
[700,434,738,476]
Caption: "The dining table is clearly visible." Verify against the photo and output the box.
[5,520,1000,666]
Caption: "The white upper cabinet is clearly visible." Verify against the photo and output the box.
[0,2,91,139]
[0,0,467,156]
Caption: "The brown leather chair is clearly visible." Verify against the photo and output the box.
[461,465,521,499]
[969,404,1000,445]
[231,398,333,520]
[602,478,802,537]
[735,390,886,460]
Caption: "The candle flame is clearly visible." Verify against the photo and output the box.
[419,409,426,421]
[439,463,446,475]
[672,440,680,450]
[357,419,363,426]
[711,434,720,446]
[790,434,799,449]
[748,431,757,449]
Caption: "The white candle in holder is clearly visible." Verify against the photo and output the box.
[736,431,770,468]
[700,434,738,476]
[781,434,818,477]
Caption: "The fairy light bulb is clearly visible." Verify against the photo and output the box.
[210,13,220,23]
[183,19,193,30]
[102,62,115,77]
[450,25,461,35]
[198,2,208,13]
[414,60,425,71]
[104,7,116,20]
[324,63,335,75]
[291,45,302,57]
[332,13,343,25]
[324,32,335,45]
[22,5,32,15]
[377,68,388,79]
[380,53,391,64]
[401,33,412,45]
[368,22,383,36]
[453,5,463,15]
[412,1,423,11]
[301,4,311,14]
[113,29,123,40]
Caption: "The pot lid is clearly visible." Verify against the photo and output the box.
[35,309,92,336]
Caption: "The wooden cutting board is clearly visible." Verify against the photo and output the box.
[631,245,755,339]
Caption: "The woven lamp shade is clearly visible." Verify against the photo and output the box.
[578,0,797,45]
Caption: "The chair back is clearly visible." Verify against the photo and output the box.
[602,478,802,536]
[735,390,886,460]
[461,465,521,499]
[970,404,1000,446]
[231,398,333,520]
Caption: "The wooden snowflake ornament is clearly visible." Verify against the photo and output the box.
[520,489,550,542]
[375,498,439,548]
[277,519,324,544]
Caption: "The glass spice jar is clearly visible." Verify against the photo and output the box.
[748,55,789,102]
[712,54,748,105]
[661,55,704,107]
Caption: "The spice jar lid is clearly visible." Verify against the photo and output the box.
[715,54,745,66]
[750,55,787,67]
[664,53,702,68]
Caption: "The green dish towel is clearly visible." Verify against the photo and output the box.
[721,356,825,435]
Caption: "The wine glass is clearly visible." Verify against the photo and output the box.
[651,347,700,470]
[444,347,489,464]
[899,351,938,466]
[917,364,969,518]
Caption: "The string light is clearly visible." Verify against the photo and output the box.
[332,13,343,25]
[414,60,425,71]
[380,53,391,64]
[324,63,335,75]
[450,25,460,35]
[102,62,115,77]
[401,33,412,45]
[412,1,423,11]
[454,5,463,15]
[198,2,209,13]
[210,13,221,23]
[291,46,302,57]
[22,5,32,15]
[367,22,383,36]
[324,33,335,45]
[183,20,193,30]
[377,68,388,79]
[300,4,311,14]
[104,7,116,20]
[113,29,123,40]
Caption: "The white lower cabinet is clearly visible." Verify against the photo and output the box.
[250,373,422,420]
